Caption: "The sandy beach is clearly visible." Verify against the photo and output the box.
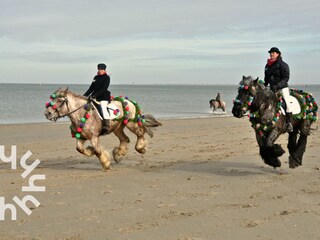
[0,117,319,240]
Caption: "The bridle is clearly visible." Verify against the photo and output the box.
[46,94,89,121]
[233,84,256,116]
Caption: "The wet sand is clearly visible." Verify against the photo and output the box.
[0,117,319,240]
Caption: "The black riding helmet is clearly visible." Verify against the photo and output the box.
[268,47,281,54]
[97,63,107,70]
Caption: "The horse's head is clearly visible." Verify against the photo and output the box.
[209,99,214,108]
[232,76,264,118]
[44,88,70,121]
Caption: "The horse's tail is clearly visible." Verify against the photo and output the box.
[143,114,162,138]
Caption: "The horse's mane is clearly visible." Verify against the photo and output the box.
[67,91,87,100]
[240,76,272,96]
[54,88,87,100]
[240,75,261,87]
[240,75,255,85]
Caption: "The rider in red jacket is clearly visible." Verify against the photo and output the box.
[264,47,293,132]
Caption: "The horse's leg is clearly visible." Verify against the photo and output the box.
[112,124,130,163]
[287,120,311,168]
[255,132,278,167]
[287,130,298,156]
[76,139,95,157]
[289,133,308,168]
[258,129,284,168]
[267,129,286,157]
[265,128,280,148]
[135,133,147,154]
[126,123,147,154]
[90,136,111,171]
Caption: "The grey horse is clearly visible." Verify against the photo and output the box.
[44,88,162,171]
[232,76,318,168]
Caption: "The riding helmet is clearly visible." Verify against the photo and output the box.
[268,47,281,54]
[97,63,107,70]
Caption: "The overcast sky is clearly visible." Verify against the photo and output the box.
[0,0,319,84]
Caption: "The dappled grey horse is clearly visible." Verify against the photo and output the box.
[44,88,162,171]
[232,76,318,168]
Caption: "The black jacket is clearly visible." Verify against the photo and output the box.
[264,57,290,92]
[84,74,111,101]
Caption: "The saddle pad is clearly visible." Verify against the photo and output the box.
[103,102,120,119]
[91,102,120,120]
[280,95,301,115]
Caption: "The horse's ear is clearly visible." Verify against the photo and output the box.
[62,87,69,95]
[242,75,246,80]
[253,77,259,84]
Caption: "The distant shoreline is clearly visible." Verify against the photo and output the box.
[1,82,319,86]
[0,113,233,126]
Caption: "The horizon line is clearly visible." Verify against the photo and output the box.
[0,82,319,86]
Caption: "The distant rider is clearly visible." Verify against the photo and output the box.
[84,63,111,133]
[215,92,221,106]
[264,47,293,132]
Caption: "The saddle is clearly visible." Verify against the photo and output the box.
[91,100,120,120]
[277,91,301,115]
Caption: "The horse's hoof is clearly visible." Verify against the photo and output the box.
[273,144,285,157]
[272,159,281,168]
[112,148,123,164]
[289,155,301,168]
[114,157,122,164]
[136,148,146,154]
[102,164,110,171]
[264,158,281,168]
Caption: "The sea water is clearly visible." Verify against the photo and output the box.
[0,83,319,124]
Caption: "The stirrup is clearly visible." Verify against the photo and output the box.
[102,126,109,133]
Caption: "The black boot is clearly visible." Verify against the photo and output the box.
[102,119,110,134]
[286,112,293,132]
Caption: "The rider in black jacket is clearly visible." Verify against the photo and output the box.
[264,47,293,132]
[84,63,111,133]
[215,92,221,107]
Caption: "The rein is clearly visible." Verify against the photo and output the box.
[58,99,89,119]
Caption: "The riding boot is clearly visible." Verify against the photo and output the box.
[286,112,293,132]
[102,119,110,133]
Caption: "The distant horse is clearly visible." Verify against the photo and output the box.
[232,76,318,168]
[44,88,162,171]
[209,99,226,112]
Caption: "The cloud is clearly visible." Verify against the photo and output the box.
[0,0,319,84]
